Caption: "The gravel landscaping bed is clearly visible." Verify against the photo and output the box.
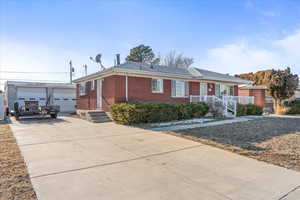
[169,118,300,172]
[0,124,37,200]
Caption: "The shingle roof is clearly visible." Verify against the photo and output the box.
[191,68,250,83]
[73,61,250,84]
[115,62,194,78]
[115,62,250,84]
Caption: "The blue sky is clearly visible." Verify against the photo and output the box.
[1,0,300,85]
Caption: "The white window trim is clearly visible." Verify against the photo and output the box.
[171,80,189,98]
[200,82,208,96]
[151,78,164,93]
[91,80,95,90]
[295,91,300,99]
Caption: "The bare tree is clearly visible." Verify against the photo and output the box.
[162,50,194,68]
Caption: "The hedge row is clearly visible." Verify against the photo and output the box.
[237,104,263,116]
[111,102,209,125]
[284,100,300,114]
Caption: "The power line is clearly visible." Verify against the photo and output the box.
[0,71,68,74]
[0,78,68,82]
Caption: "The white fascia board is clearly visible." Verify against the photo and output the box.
[73,67,251,85]
[73,68,114,83]
[196,77,252,85]
[113,68,193,80]
[73,68,194,82]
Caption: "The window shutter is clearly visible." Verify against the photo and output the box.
[215,84,220,97]
[94,80,97,90]
[171,80,176,96]
[185,81,189,97]
[230,86,234,96]
[151,79,155,91]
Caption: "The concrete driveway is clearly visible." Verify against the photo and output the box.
[10,116,300,200]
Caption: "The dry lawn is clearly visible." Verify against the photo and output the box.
[169,118,300,172]
[0,124,37,200]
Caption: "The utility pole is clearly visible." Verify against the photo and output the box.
[84,65,87,76]
[69,60,74,83]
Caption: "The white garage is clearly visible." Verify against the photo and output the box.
[16,87,47,107]
[53,88,76,113]
[5,81,76,114]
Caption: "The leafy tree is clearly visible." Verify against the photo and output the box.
[266,67,299,114]
[235,69,272,85]
[126,44,160,64]
[161,50,194,68]
[235,72,255,81]
[253,70,273,85]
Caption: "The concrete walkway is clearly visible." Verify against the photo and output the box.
[10,116,300,200]
[150,117,252,131]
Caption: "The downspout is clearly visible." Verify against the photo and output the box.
[125,75,128,102]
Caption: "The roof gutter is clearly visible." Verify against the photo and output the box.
[73,68,251,85]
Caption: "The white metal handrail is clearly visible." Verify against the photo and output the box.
[190,95,238,118]
[222,96,254,105]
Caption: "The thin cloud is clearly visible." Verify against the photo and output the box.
[199,30,300,75]
[261,10,278,17]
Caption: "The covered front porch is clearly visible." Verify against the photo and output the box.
[190,95,255,118]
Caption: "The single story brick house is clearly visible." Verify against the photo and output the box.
[73,61,250,111]
[239,85,300,108]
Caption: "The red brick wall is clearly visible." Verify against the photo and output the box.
[127,77,187,102]
[190,82,200,95]
[101,76,115,111]
[239,88,273,108]
[76,81,96,110]
[234,85,239,96]
[114,76,126,102]
[251,89,273,108]
[238,89,250,96]
[77,75,240,111]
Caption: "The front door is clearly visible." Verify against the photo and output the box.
[96,79,102,110]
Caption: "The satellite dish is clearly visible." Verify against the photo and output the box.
[90,54,104,70]
[95,54,102,63]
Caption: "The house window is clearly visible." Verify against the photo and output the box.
[200,82,207,96]
[215,84,220,97]
[79,82,86,96]
[295,91,300,99]
[172,80,188,97]
[220,84,231,96]
[151,79,163,93]
[265,92,273,103]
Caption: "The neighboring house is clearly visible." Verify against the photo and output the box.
[5,81,76,113]
[0,91,4,120]
[239,85,300,108]
[73,61,250,112]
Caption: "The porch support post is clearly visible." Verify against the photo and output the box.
[125,75,128,102]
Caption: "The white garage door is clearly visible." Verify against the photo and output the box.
[17,87,47,107]
[53,88,76,113]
